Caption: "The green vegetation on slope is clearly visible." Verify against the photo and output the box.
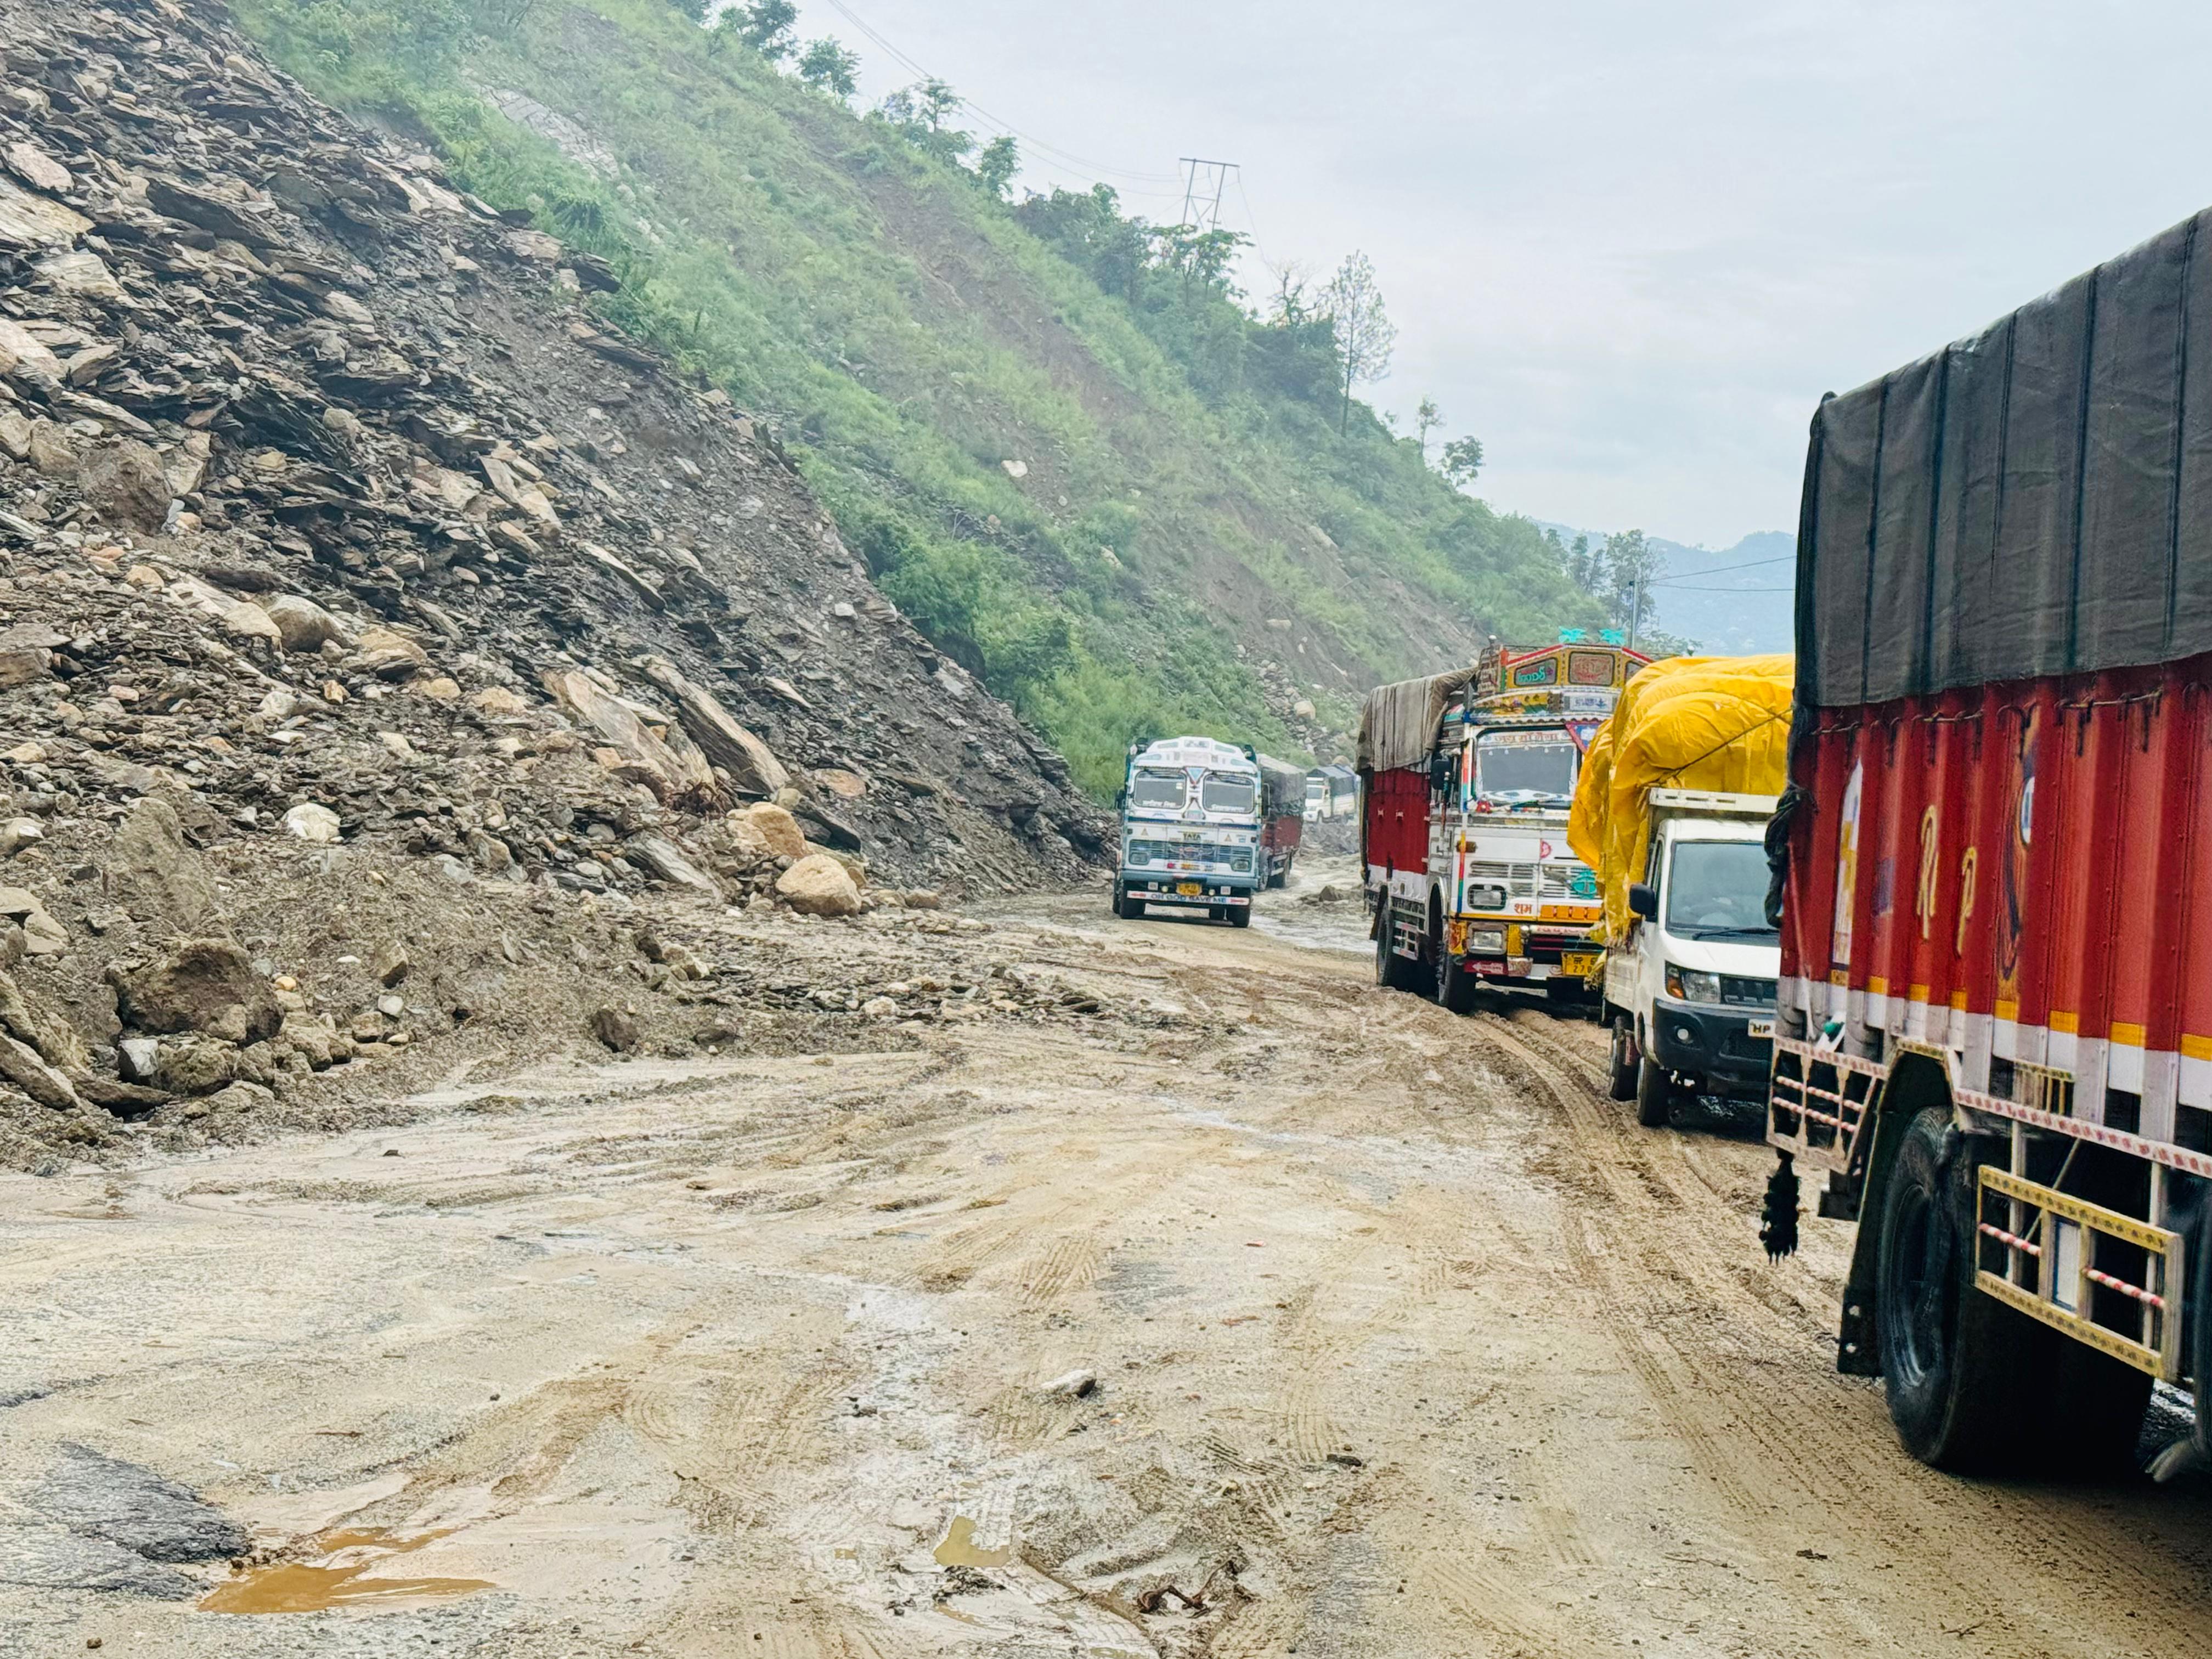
[235,0,1609,793]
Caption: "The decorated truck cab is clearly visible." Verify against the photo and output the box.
[1113,736,1263,927]
[1360,640,1648,1011]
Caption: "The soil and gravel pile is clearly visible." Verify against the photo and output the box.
[0,0,1110,1167]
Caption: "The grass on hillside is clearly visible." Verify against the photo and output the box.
[234,0,1608,794]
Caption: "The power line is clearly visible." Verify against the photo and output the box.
[1656,584,1796,593]
[1232,171,1284,276]
[1645,552,1795,586]
[815,0,1185,188]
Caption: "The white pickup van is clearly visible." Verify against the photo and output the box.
[1600,789,1781,1127]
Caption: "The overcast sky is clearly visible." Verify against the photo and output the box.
[784,0,2212,550]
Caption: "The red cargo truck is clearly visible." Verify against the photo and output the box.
[1765,210,2212,1474]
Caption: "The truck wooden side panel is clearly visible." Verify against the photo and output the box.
[1780,656,2212,1147]
[1364,764,1430,877]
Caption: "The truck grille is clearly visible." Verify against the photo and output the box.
[1467,861,1586,902]
[1722,975,1776,1007]
[1468,860,1537,896]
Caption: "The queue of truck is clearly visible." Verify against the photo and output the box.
[1347,205,2212,1482]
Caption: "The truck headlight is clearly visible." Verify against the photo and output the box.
[1467,928,1506,954]
[1467,884,1506,911]
[1230,851,1252,873]
[1666,965,1723,1004]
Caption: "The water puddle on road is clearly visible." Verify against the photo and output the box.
[933,1516,1010,1569]
[199,1526,493,1615]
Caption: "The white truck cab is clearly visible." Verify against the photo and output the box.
[1601,789,1781,1126]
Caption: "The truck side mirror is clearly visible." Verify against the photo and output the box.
[1115,788,1127,808]
[1429,755,1452,794]
[1628,882,1658,921]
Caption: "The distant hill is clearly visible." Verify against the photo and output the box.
[1536,524,1796,656]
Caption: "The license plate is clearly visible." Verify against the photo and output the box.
[1561,951,1599,978]
[1177,882,1202,896]
[1747,1017,1775,1039]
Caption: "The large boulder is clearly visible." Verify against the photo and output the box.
[732,802,806,863]
[76,439,173,532]
[260,594,352,654]
[109,940,280,1044]
[0,884,64,956]
[348,625,430,680]
[108,798,222,933]
[151,1035,235,1096]
[0,1031,81,1110]
[542,669,719,807]
[776,853,861,918]
[636,655,789,797]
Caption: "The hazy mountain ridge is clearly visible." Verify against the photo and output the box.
[1534,523,1795,655]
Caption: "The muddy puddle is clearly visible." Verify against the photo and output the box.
[934,1516,1011,1569]
[200,1527,493,1615]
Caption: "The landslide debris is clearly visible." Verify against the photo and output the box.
[0,0,1111,1166]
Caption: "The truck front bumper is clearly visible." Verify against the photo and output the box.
[1648,996,1773,1099]
[1123,877,1253,909]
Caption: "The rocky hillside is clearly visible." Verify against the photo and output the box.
[228,0,1605,791]
[0,0,1107,1167]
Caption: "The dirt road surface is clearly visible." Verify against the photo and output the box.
[4,860,2209,1657]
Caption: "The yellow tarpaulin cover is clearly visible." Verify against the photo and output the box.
[1567,654,1793,943]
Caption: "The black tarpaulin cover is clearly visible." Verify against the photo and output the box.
[1796,209,2212,710]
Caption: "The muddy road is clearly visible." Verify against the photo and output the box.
[3,865,2210,1657]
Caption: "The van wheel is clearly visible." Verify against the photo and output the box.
[1635,1057,1674,1127]
[1608,1015,1639,1101]
[1876,1105,2056,1471]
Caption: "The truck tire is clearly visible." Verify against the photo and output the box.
[1875,1105,2052,1471]
[1374,916,1410,992]
[1608,1015,1639,1101]
[1435,947,1477,1015]
[2195,1204,2212,1466]
[1120,890,1145,921]
[1229,905,1252,929]
[1635,1056,1674,1127]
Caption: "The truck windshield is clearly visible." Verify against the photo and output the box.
[1474,733,1577,806]
[1665,841,1776,939]
[1200,772,1257,815]
[1129,769,1186,810]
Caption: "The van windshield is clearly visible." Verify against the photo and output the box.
[1666,841,1776,939]
[1129,769,1186,810]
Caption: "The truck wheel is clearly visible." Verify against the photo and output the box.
[2194,1205,2212,1466]
[1121,891,1145,921]
[1374,918,1408,991]
[1229,905,1252,929]
[1435,949,1476,1015]
[1875,1105,2053,1471]
[1607,1015,1639,1101]
[1634,1057,1674,1127]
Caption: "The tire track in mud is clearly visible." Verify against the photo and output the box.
[1474,1005,2212,1649]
